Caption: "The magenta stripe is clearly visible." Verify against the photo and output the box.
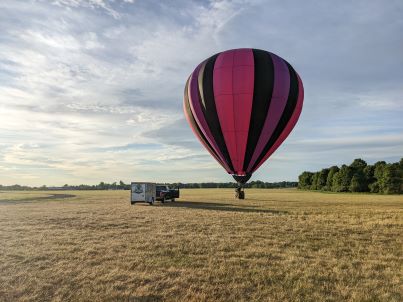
[213,49,254,175]
[183,97,226,169]
[232,49,254,175]
[247,53,290,172]
[213,51,237,173]
[187,63,232,173]
[252,72,304,172]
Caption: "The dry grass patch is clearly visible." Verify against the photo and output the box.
[0,189,402,301]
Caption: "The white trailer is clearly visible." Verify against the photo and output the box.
[131,182,156,205]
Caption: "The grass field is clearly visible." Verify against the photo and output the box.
[0,189,402,302]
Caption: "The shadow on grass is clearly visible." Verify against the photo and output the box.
[162,200,287,214]
[0,193,76,205]
[128,295,163,302]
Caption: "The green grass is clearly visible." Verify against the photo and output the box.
[0,189,402,301]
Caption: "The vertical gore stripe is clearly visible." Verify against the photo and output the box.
[213,49,254,175]
[213,51,238,172]
[188,64,232,172]
[199,54,234,172]
[252,72,304,172]
[251,62,300,172]
[246,53,290,172]
[242,49,274,172]
[183,77,225,168]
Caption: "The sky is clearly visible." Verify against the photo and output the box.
[0,0,402,186]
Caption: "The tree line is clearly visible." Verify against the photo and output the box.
[0,181,130,191]
[0,180,297,191]
[171,181,297,189]
[298,158,402,194]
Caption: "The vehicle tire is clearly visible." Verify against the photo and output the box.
[148,197,155,205]
[171,198,175,202]
[131,202,135,205]
[161,197,165,203]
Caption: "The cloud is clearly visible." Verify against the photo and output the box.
[0,0,402,185]
[51,0,121,19]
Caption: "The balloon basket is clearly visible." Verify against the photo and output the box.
[235,186,245,199]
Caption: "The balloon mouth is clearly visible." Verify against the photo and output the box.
[232,173,252,185]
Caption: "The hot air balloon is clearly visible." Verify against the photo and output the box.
[183,48,304,198]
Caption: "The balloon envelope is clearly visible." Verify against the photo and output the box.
[183,48,304,184]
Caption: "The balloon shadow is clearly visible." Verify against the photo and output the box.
[162,200,287,214]
[127,295,163,302]
[0,193,76,205]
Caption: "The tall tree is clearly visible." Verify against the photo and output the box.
[331,171,341,192]
[382,163,402,194]
[364,165,375,191]
[350,171,367,192]
[298,172,314,189]
[326,166,339,191]
[350,158,367,171]
[310,172,320,190]
[317,168,329,190]
[372,161,387,192]
[332,165,353,192]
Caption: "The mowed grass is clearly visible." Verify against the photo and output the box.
[0,189,402,302]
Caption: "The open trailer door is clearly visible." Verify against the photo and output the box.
[171,187,180,199]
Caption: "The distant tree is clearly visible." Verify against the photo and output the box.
[310,172,320,190]
[317,168,329,190]
[350,175,360,192]
[332,165,353,192]
[348,159,369,192]
[350,171,367,192]
[350,158,367,171]
[369,182,380,193]
[374,161,387,179]
[325,166,339,191]
[382,163,402,194]
[254,180,265,188]
[331,171,341,192]
[341,165,354,191]
[298,171,314,189]
[363,165,375,191]
[400,159,403,193]
[373,161,387,192]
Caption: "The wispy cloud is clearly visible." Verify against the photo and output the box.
[51,0,122,19]
[0,0,402,185]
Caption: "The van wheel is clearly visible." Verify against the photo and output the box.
[171,198,175,202]
[161,197,165,203]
